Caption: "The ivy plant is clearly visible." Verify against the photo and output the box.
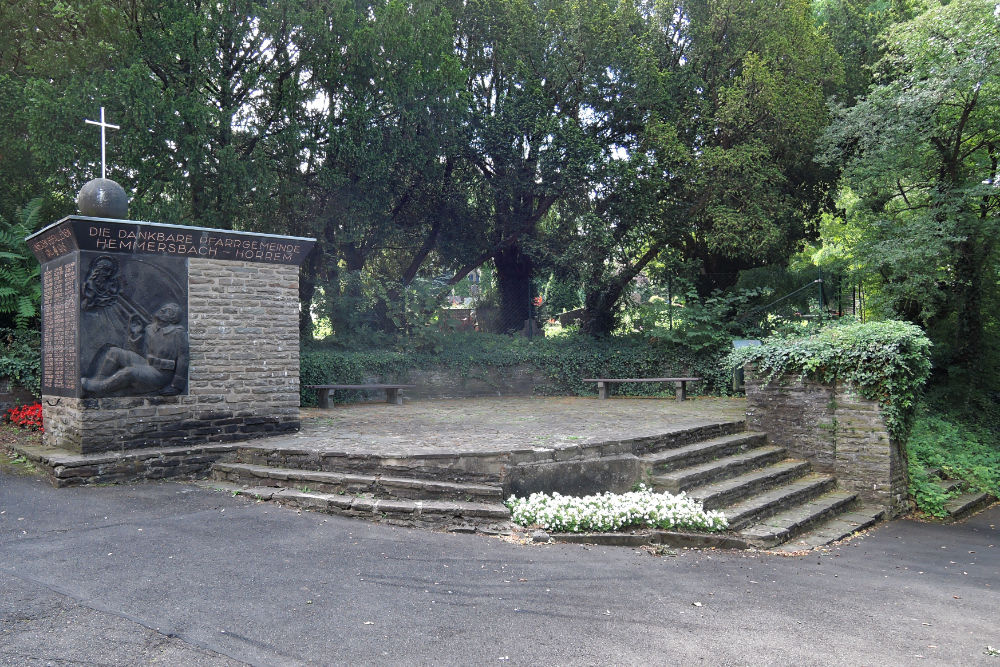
[727,320,932,440]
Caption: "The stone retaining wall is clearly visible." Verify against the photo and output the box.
[43,259,301,453]
[744,367,908,514]
[393,365,547,399]
[0,377,35,412]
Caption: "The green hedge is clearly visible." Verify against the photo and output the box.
[727,320,932,440]
[301,332,733,406]
[0,327,41,397]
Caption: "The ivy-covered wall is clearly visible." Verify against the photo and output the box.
[733,321,933,515]
[301,333,732,405]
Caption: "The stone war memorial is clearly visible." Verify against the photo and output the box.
[26,115,314,456]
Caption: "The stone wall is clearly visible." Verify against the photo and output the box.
[744,366,908,514]
[43,259,301,453]
[392,365,547,399]
[0,377,35,412]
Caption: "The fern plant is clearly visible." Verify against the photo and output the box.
[0,198,43,329]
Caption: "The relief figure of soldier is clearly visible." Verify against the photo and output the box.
[81,302,188,397]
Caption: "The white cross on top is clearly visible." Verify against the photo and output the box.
[84,107,120,180]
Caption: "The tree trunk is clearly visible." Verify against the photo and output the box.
[580,289,618,336]
[952,237,984,384]
[493,243,533,334]
[298,250,320,338]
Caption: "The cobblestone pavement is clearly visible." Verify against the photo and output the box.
[253,396,747,456]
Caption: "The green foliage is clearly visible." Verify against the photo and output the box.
[0,199,43,329]
[728,321,932,439]
[906,463,956,518]
[640,288,772,352]
[301,332,732,406]
[0,327,41,397]
[813,0,925,104]
[818,0,1000,381]
[532,0,841,335]
[907,407,1000,516]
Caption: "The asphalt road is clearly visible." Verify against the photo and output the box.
[1,472,997,666]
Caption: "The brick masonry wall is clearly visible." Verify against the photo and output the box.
[43,259,301,453]
[744,367,908,515]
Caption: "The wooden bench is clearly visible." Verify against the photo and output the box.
[582,377,702,401]
[305,384,416,408]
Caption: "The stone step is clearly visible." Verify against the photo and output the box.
[737,490,859,548]
[204,481,511,533]
[640,432,768,473]
[211,462,504,502]
[769,507,886,553]
[650,445,787,494]
[687,460,813,510]
[720,473,838,530]
[944,492,997,520]
[934,478,964,494]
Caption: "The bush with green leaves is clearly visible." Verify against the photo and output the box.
[301,331,733,406]
[0,327,41,397]
[727,320,932,440]
[0,199,43,329]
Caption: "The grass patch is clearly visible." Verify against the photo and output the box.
[0,422,42,476]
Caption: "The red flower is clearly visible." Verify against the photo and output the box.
[5,402,43,431]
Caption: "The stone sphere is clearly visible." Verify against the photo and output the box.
[77,178,129,219]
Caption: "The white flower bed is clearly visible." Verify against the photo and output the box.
[506,485,728,533]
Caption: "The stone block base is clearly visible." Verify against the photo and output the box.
[43,396,299,454]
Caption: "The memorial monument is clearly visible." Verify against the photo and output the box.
[26,109,315,454]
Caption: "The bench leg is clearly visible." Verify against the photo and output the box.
[317,389,332,409]
[385,388,402,405]
[675,381,687,401]
[597,381,608,400]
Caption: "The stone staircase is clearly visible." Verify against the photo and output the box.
[926,468,998,521]
[642,432,885,549]
[208,459,511,534]
[204,425,885,549]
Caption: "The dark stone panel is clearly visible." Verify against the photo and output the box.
[504,456,643,498]
[28,216,315,266]
[78,251,189,398]
[40,254,81,396]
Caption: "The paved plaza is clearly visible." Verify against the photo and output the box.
[281,396,747,456]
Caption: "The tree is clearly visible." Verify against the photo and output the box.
[454,0,618,331]
[813,0,926,104]
[0,0,123,221]
[294,0,474,337]
[820,0,1000,383]
[547,0,840,334]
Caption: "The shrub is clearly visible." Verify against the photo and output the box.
[727,320,932,440]
[0,199,43,329]
[0,327,41,398]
